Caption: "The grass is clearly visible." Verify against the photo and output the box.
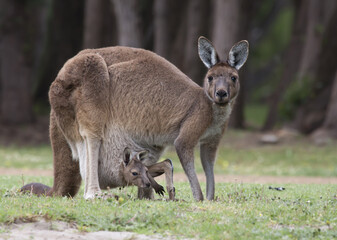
[1,176,337,239]
[1,125,337,239]
[1,131,337,177]
[0,145,52,169]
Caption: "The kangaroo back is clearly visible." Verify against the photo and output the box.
[43,37,248,201]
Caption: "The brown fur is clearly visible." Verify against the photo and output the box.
[22,37,248,201]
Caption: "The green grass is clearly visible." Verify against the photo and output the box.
[1,131,337,177]
[1,176,337,239]
[1,130,337,239]
[214,143,337,177]
[0,145,52,169]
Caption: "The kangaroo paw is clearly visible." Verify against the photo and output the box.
[154,184,165,196]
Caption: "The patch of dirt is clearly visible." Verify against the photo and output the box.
[2,168,337,185]
[0,218,175,240]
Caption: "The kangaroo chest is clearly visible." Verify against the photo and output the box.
[200,104,232,142]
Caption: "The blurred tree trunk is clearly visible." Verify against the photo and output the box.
[83,0,104,49]
[111,0,143,47]
[212,0,240,56]
[183,0,210,86]
[311,72,337,143]
[170,1,188,69]
[154,0,187,63]
[231,0,257,129]
[322,72,337,136]
[297,0,327,80]
[83,0,115,49]
[293,4,337,135]
[0,1,38,124]
[153,0,170,59]
[34,0,84,104]
[262,0,308,131]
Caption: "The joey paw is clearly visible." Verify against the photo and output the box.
[154,185,165,196]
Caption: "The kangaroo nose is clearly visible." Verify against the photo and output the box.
[216,90,228,98]
[146,183,151,188]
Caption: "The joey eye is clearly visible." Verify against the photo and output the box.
[231,76,237,83]
[208,76,213,82]
[132,172,138,176]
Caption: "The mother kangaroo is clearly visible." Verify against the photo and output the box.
[45,37,248,201]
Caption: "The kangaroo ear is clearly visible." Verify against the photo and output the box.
[123,147,131,166]
[137,150,149,161]
[198,36,220,69]
[228,40,249,70]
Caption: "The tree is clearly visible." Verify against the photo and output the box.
[0,0,38,124]
[83,0,105,49]
[111,0,143,47]
[212,0,240,56]
[153,0,173,59]
[83,0,116,49]
[34,0,84,104]
[262,0,308,130]
[169,1,188,69]
[293,4,337,135]
[311,72,337,143]
[183,0,210,85]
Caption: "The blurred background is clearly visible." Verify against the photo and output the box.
[0,0,337,146]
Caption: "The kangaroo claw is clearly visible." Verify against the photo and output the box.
[154,185,165,196]
[154,184,165,196]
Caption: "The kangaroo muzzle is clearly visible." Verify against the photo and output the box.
[215,88,230,104]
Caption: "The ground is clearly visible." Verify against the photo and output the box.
[2,219,175,240]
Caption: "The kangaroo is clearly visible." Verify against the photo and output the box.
[21,147,173,199]
[26,36,248,201]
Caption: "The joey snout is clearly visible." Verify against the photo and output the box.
[143,181,151,188]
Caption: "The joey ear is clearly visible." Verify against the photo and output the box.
[227,40,249,70]
[198,36,220,69]
[137,150,149,161]
[123,147,131,166]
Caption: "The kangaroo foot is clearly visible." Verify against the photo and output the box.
[84,188,102,199]
[168,187,176,201]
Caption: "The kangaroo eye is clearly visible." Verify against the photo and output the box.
[231,76,237,82]
[208,76,213,82]
[132,172,138,176]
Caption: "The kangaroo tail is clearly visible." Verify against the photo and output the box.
[21,183,52,196]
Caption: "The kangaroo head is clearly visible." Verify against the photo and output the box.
[122,147,152,188]
[198,37,249,106]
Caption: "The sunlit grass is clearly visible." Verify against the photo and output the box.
[1,130,337,177]
[0,145,52,169]
[163,134,337,177]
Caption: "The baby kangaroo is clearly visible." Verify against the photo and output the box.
[21,148,175,200]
